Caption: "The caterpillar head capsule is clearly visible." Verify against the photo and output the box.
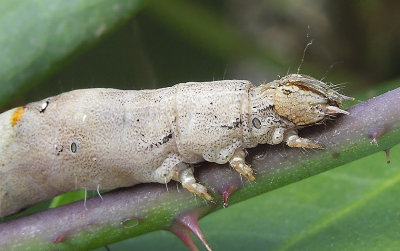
[268,74,353,126]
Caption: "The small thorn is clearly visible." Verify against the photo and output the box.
[176,212,213,251]
[369,127,385,146]
[384,149,391,164]
[54,235,66,243]
[221,186,232,208]
[169,224,199,251]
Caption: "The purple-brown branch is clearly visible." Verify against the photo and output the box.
[1,87,400,250]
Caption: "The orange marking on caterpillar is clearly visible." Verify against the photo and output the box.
[11,107,24,127]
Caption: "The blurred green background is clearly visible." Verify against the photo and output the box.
[4,0,400,109]
[1,0,400,250]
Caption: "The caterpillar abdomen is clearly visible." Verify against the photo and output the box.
[0,75,351,217]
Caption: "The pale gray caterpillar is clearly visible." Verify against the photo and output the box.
[0,74,351,217]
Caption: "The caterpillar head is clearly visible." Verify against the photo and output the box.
[268,74,353,126]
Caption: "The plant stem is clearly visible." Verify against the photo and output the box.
[1,87,400,250]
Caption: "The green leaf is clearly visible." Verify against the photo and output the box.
[50,190,88,208]
[1,1,399,250]
[0,0,145,108]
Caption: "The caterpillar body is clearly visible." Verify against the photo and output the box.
[0,74,351,217]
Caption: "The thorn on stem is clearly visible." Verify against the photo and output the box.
[170,211,213,251]
[54,235,66,243]
[168,223,199,251]
[369,127,386,145]
[221,185,232,208]
[384,149,391,164]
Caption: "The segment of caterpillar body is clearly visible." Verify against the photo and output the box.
[0,74,352,217]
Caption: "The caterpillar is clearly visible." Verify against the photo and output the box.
[0,74,351,217]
